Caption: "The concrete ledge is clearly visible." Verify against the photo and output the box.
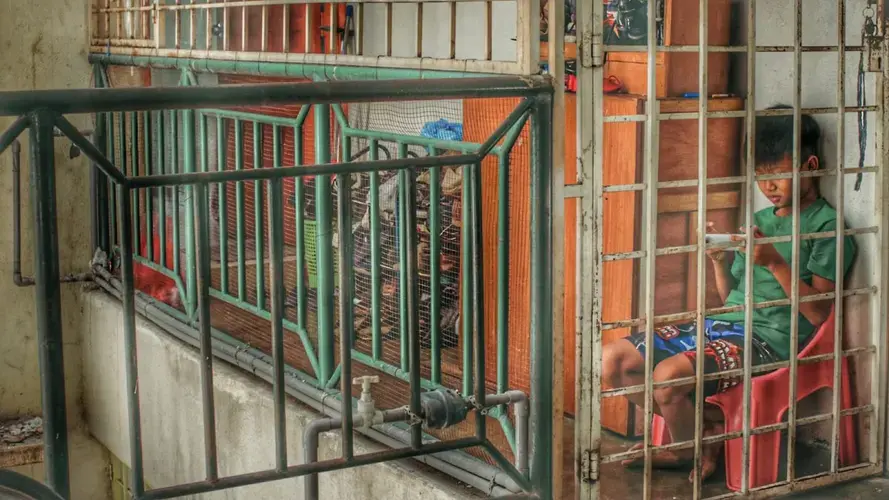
[80,290,480,499]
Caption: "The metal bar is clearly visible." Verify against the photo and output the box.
[294,123,308,333]
[740,0,757,491]
[369,140,383,361]
[576,0,602,495]
[54,114,129,187]
[600,286,876,330]
[405,156,423,449]
[692,0,708,492]
[282,2,290,53]
[183,107,199,317]
[253,122,266,310]
[461,150,473,397]
[642,0,659,493]
[0,115,29,156]
[170,111,182,279]
[337,163,356,459]
[495,150,509,405]
[217,117,229,294]
[240,0,247,51]
[398,142,409,372]
[156,111,166,270]
[269,126,288,472]
[29,110,70,499]
[602,106,879,123]
[469,160,485,442]
[528,93,553,499]
[140,437,483,500]
[829,0,846,475]
[786,0,803,481]
[235,119,247,300]
[0,77,552,117]
[193,181,219,481]
[601,346,875,397]
[261,3,269,51]
[89,52,507,80]
[428,147,441,384]
[118,179,145,498]
[600,404,875,463]
[315,103,335,384]
[144,111,154,262]
[602,226,877,261]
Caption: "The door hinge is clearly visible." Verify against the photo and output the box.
[580,30,604,69]
[580,449,599,482]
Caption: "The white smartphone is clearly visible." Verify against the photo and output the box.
[704,234,744,246]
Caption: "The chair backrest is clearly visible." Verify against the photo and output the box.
[798,307,837,358]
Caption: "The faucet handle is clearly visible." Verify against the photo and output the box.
[352,376,380,391]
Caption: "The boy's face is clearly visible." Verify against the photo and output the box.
[755,154,818,209]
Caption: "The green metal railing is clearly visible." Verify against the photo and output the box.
[68,65,555,498]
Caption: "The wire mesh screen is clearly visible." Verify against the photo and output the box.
[103,72,539,473]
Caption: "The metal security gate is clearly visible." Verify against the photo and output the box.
[572,0,889,498]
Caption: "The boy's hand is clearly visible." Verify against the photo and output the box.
[733,226,785,270]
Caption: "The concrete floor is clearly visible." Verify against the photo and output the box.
[564,422,886,500]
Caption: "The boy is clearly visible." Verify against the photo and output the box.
[601,105,857,481]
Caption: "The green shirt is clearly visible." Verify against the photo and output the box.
[711,198,856,359]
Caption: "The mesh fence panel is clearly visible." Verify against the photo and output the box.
[106,72,536,470]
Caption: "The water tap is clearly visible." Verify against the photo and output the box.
[353,376,380,427]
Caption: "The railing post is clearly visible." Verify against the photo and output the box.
[529,94,554,500]
[314,103,335,383]
[28,109,70,499]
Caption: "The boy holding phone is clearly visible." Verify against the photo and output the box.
[601,105,857,481]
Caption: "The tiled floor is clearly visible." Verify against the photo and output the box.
[562,417,885,499]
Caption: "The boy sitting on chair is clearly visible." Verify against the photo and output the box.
[601,105,857,481]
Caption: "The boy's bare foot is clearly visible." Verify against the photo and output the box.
[689,420,725,483]
[620,443,693,469]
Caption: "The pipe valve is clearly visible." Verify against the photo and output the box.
[353,376,380,427]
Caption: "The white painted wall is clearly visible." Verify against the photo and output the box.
[0,0,110,496]
[80,291,481,500]
[742,0,882,458]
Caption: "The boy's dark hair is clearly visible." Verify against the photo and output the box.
[750,104,821,168]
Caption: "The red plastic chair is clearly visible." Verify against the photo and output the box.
[651,311,858,491]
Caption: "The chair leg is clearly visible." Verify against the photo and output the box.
[745,400,786,489]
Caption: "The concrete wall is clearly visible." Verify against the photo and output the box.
[80,291,480,500]
[736,0,883,460]
[0,0,111,496]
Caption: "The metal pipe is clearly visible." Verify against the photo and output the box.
[829,0,847,475]
[12,140,34,287]
[0,76,552,117]
[469,160,486,442]
[692,0,709,495]
[0,115,29,156]
[642,0,659,493]
[397,143,409,372]
[338,160,356,458]
[193,181,219,481]
[740,0,757,492]
[786,0,804,481]
[29,109,70,499]
[428,147,442,384]
[369,139,383,361]
[90,269,523,495]
[315,103,335,384]
[253,122,266,311]
[528,93,554,498]
[404,157,423,449]
[128,152,480,189]
[304,409,409,500]
[269,127,288,472]
[485,390,529,475]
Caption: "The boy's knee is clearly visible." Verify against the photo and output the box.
[601,343,628,386]
[652,357,694,406]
